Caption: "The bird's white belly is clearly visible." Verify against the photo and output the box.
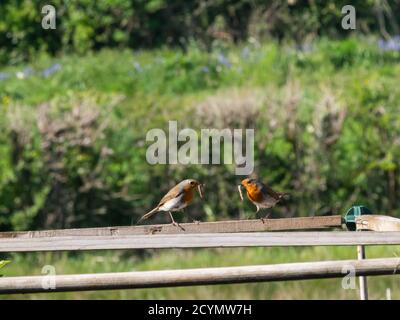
[159,195,186,212]
[258,195,279,208]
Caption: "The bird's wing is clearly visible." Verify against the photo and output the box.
[158,183,184,207]
[260,183,281,200]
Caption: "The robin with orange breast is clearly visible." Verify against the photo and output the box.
[137,179,205,230]
[238,178,289,220]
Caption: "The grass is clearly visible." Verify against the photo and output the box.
[1,37,399,106]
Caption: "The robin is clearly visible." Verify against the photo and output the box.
[137,179,205,230]
[238,178,289,220]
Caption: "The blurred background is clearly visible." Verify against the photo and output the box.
[1,0,400,299]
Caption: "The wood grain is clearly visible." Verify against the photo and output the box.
[356,215,400,232]
[1,257,399,294]
[357,244,368,300]
[1,231,400,252]
[0,216,343,239]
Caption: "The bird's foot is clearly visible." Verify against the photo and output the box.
[260,216,271,224]
[192,220,201,225]
[260,217,267,224]
[172,221,185,231]
[260,213,271,224]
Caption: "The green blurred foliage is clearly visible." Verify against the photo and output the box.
[0,260,11,269]
[1,38,400,231]
[1,1,400,300]
[0,260,11,276]
[1,0,400,65]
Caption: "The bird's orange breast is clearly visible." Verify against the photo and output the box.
[183,187,194,204]
[245,184,264,203]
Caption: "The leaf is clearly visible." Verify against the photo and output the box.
[0,260,11,269]
[0,260,11,277]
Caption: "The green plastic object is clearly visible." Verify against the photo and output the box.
[344,205,373,231]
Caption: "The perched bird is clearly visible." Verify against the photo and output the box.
[137,179,204,230]
[238,178,289,219]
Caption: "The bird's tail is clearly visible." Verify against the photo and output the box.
[278,193,290,201]
[136,207,159,225]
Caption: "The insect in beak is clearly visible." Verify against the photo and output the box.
[237,184,244,201]
[198,184,205,199]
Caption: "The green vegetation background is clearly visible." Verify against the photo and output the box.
[1,1,400,299]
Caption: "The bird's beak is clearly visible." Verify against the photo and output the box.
[198,184,205,199]
[237,184,244,201]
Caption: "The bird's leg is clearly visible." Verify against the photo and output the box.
[260,211,271,224]
[169,212,185,231]
[250,204,261,221]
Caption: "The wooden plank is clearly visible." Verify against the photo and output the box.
[356,215,400,232]
[1,231,400,252]
[0,216,343,239]
[357,245,368,300]
[1,257,399,294]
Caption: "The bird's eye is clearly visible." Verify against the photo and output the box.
[190,181,195,185]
